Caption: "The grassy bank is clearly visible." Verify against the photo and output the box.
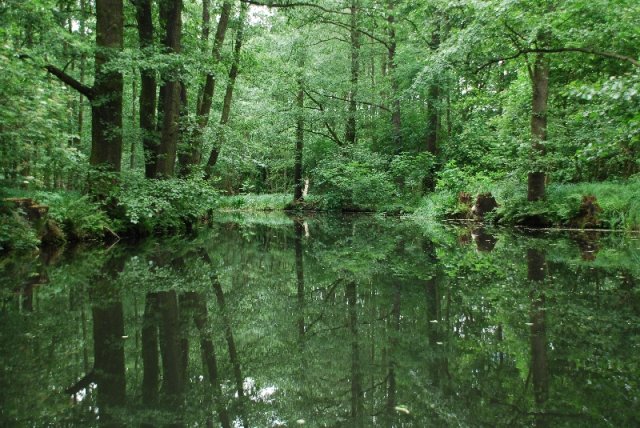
[3,177,638,253]
[412,178,640,231]
[216,179,640,232]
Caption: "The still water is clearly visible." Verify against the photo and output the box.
[1,213,639,427]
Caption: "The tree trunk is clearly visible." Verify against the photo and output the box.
[528,53,549,201]
[155,0,183,178]
[344,0,360,146]
[179,0,234,175]
[293,48,305,202]
[90,0,124,172]
[387,0,402,150]
[198,0,233,126]
[425,26,440,155]
[204,3,248,179]
[132,0,158,178]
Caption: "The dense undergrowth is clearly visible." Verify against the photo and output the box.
[0,176,218,252]
[3,173,639,254]
[413,176,640,230]
[215,176,640,231]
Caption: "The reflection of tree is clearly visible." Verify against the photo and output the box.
[347,279,364,427]
[294,220,305,338]
[527,248,549,427]
[386,280,400,420]
[139,263,186,427]
[182,291,230,428]
[211,276,248,428]
[67,253,127,427]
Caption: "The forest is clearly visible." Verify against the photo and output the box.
[1,2,640,426]
[1,0,639,249]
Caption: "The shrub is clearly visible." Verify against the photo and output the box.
[35,191,112,240]
[111,176,219,233]
[313,147,396,211]
[0,210,39,252]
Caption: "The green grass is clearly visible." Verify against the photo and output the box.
[412,177,640,230]
[216,193,292,211]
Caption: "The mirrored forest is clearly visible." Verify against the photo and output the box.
[2,214,639,427]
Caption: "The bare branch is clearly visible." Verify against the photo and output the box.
[44,64,95,99]
[19,54,94,99]
[307,87,391,112]
[318,18,389,48]
[241,0,350,15]
[477,46,640,72]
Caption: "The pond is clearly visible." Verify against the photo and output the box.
[1,213,639,427]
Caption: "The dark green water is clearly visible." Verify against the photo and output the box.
[1,213,639,427]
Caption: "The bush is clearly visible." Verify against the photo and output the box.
[313,147,396,211]
[216,194,291,211]
[111,176,219,233]
[0,210,39,252]
[35,191,113,240]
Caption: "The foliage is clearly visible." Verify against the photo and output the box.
[312,147,396,211]
[0,210,39,252]
[34,191,112,240]
[1,0,640,228]
[111,176,219,233]
[216,193,291,211]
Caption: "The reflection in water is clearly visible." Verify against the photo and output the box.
[1,215,639,427]
[528,248,549,427]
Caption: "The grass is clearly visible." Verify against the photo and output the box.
[216,193,293,211]
[412,177,640,231]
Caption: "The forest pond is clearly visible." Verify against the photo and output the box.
[1,213,639,427]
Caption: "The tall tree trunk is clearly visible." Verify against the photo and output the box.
[204,3,248,179]
[132,0,158,178]
[130,78,137,169]
[293,47,305,202]
[198,0,233,127]
[155,0,183,178]
[90,0,124,172]
[425,25,440,155]
[528,53,549,201]
[387,0,402,150]
[345,0,361,145]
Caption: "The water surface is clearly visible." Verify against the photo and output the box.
[1,213,639,427]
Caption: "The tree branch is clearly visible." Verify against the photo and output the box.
[318,18,390,48]
[303,89,344,145]
[44,64,95,99]
[307,87,391,112]
[19,54,95,99]
[241,0,350,15]
[477,46,640,72]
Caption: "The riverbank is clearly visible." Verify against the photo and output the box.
[216,179,640,231]
[2,178,639,253]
